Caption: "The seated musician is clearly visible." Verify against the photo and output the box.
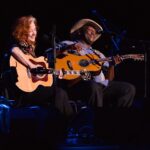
[56,18,136,108]
[8,15,74,117]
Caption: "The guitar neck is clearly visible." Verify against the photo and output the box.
[97,54,144,63]
[31,67,84,76]
[55,69,88,76]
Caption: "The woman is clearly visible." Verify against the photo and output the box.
[9,15,74,117]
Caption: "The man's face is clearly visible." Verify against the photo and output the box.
[84,26,98,45]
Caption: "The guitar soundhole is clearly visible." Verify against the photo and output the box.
[79,59,89,67]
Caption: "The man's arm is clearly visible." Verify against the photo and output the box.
[105,65,115,81]
[105,55,122,80]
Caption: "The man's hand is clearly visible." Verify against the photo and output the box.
[111,55,123,65]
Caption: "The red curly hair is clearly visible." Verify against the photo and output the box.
[12,15,39,50]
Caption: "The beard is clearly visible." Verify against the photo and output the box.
[83,34,94,45]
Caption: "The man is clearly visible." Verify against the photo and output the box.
[53,18,137,143]
[57,18,136,108]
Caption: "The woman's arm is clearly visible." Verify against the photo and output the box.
[11,47,37,69]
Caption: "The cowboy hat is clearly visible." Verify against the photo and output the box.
[70,18,103,40]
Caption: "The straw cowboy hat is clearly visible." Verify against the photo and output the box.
[70,18,103,40]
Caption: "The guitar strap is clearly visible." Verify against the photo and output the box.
[19,41,36,57]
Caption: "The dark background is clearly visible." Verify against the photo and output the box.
[0,0,149,100]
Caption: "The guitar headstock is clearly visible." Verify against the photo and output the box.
[123,54,144,61]
[130,54,144,61]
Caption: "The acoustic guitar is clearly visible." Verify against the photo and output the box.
[9,55,90,92]
[56,53,144,80]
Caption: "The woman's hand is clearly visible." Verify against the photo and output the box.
[58,69,64,79]
[29,64,42,69]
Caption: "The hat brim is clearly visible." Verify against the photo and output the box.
[70,18,103,40]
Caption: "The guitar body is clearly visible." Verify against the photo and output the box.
[56,53,102,80]
[10,55,53,92]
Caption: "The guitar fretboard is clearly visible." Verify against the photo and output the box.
[54,70,83,75]
[31,67,86,76]
[87,54,144,63]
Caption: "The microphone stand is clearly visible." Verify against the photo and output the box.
[51,24,57,74]
[46,24,57,101]
[141,40,150,101]
[46,25,57,77]
[91,9,120,56]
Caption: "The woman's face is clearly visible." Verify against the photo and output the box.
[27,21,37,42]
